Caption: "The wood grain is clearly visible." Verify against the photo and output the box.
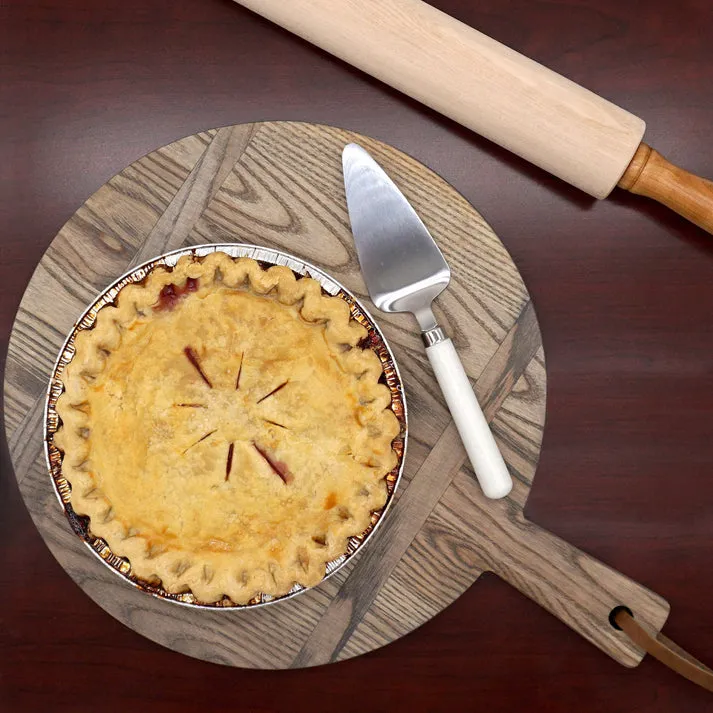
[4,2,713,709]
[4,121,669,670]
[620,144,713,236]
[235,0,713,236]
[233,0,645,199]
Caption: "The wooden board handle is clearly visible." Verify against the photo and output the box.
[619,144,713,234]
[490,515,670,667]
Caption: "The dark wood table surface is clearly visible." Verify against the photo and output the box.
[2,1,713,710]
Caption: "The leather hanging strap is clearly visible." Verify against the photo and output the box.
[614,609,713,692]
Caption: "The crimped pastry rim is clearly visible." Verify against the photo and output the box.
[44,244,407,610]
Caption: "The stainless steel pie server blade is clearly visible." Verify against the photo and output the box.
[342,143,450,332]
[342,143,513,500]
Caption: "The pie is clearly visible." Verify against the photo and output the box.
[53,251,401,604]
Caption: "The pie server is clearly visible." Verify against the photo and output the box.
[342,143,512,500]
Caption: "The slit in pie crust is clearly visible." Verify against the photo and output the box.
[53,252,401,604]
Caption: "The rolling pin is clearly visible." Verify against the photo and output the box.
[232,0,713,235]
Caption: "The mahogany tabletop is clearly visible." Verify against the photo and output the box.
[2,1,712,711]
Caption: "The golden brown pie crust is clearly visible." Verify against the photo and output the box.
[53,252,400,604]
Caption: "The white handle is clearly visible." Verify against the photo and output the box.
[427,338,513,499]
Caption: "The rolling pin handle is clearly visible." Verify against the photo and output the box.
[619,143,713,235]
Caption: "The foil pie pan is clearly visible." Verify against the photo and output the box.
[44,244,408,609]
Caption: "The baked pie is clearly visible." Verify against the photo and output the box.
[53,252,401,604]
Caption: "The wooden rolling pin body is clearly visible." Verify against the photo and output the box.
[234,0,645,199]
[234,0,713,234]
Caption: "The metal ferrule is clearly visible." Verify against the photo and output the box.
[422,325,448,348]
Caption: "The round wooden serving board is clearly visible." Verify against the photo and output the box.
[4,122,669,669]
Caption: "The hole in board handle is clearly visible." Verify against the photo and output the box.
[609,605,634,631]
